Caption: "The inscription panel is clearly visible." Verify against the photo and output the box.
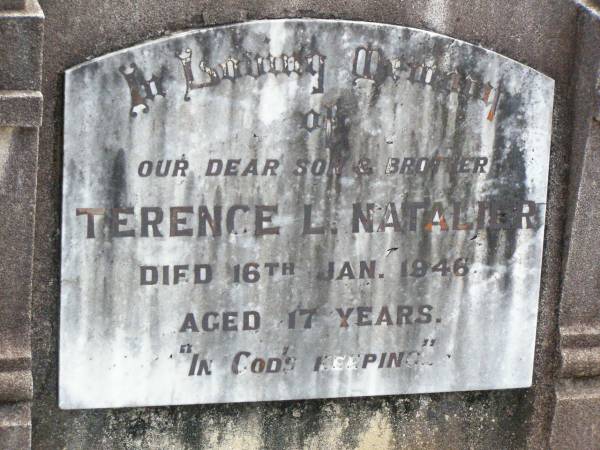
[60,19,554,408]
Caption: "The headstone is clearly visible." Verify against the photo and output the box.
[60,19,553,409]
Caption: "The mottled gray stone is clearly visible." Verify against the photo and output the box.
[33,0,579,448]
[60,19,553,409]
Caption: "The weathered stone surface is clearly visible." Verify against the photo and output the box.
[0,403,31,449]
[551,3,600,449]
[0,0,25,11]
[0,2,44,90]
[552,379,600,449]
[0,126,37,403]
[60,19,553,409]
[0,91,42,127]
[33,0,578,448]
[0,371,32,401]
[559,3,600,328]
[0,1,42,448]
[561,347,600,378]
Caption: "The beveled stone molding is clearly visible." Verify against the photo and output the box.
[561,346,600,378]
[552,379,600,449]
[560,322,600,348]
[0,371,32,402]
[0,403,30,449]
[0,91,42,127]
[560,323,600,378]
[560,322,600,378]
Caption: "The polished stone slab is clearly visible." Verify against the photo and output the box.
[60,19,554,409]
